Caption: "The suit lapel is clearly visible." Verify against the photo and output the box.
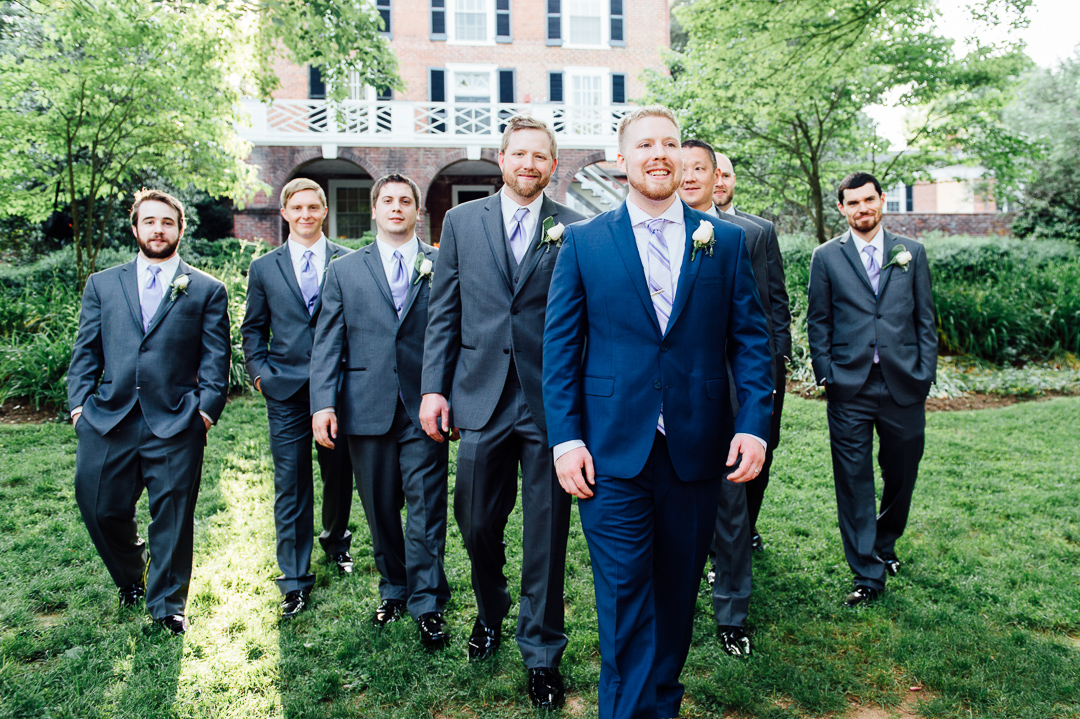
[480,194,514,292]
[309,242,346,320]
[610,204,662,337]
[119,260,143,330]
[399,242,433,322]
[665,202,702,336]
[274,245,307,310]
[362,244,397,314]
[513,194,554,296]
[144,259,191,338]
[877,230,901,300]
[840,231,876,296]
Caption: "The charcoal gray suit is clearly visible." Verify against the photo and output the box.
[241,239,354,594]
[807,228,937,590]
[421,191,585,669]
[310,240,449,618]
[68,257,230,619]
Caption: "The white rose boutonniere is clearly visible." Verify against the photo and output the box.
[169,273,190,302]
[883,244,913,273]
[537,217,565,252]
[690,219,715,262]
[413,254,434,286]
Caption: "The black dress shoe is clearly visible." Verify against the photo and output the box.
[467,618,501,661]
[417,611,450,650]
[718,625,752,658]
[280,589,311,620]
[371,598,406,627]
[156,614,187,635]
[118,583,145,607]
[843,585,881,607]
[528,667,565,709]
[750,532,765,553]
[331,552,354,575]
[881,554,900,576]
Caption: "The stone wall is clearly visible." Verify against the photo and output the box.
[886,213,1016,238]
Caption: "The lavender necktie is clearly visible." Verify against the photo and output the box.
[508,207,529,264]
[863,244,880,363]
[390,250,409,318]
[141,265,163,332]
[646,218,673,434]
[300,250,319,315]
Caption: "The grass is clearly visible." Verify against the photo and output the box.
[1,394,1078,718]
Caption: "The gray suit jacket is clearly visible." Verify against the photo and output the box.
[241,240,351,402]
[806,229,937,406]
[421,193,585,433]
[735,209,792,362]
[310,241,438,436]
[67,257,231,438]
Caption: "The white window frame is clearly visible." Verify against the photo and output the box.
[328,179,375,239]
[452,184,495,206]
[564,67,610,104]
[562,0,608,49]
[446,63,498,102]
[885,184,905,214]
[447,0,495,46]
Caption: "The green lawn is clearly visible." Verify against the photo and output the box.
[1,395,1078,718]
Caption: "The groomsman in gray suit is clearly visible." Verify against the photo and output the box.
[419,115,585,708]
[807,172,937,606]
[713,152,793,550]
[241,178,354,620]
[679,139,791,658]
[311,174,451,649]
[68,189,231,635]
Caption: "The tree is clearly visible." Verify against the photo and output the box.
[648,0,1032,243]
[1009,52,1080,242]
[0,0,398,287]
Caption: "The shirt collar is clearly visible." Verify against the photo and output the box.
[137,253,181,284]
[722,205,737,216]
[626,197,685,228]
[707,204,721,218]
[375,236,420,269]
[852,226,885,256]
[287,234,327,265]
[500,189,545,228]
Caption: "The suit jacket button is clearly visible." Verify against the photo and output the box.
[653,381,662,390]
[876,314,883,319]
[140,346,148,352]
[660,345,669,352]
[870,342,876,347]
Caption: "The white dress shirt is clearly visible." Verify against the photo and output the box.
[375,235,420,285]
[136,253,180,306]
[287,234,328,288]
[852,226,885,272]
[500,188,545,251]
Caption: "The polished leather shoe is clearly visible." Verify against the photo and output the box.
[118,583,145,607]
[331,551,354,575]
[371,598,406,627]
[156,614,187,635]
[881,554,900,576]
[417,611,450,649]
[844,585,881,607]
[280,589,310,620]
[528,667,565,709]
[467,618,501,661]
[750,532,765,553]
[718,625,752,658]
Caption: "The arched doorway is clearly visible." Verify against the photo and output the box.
[425,159,502,245]
[285,158,373,243]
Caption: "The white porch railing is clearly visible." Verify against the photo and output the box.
[239,99,628,153]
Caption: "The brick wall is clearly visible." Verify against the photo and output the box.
[886,213,1016,238]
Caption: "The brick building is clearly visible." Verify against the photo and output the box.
[234,0,668,245]
[882,165,1015,238]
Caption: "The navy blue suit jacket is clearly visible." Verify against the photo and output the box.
[543,201,774,483]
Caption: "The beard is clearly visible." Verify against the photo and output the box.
[137,234,180,260]
[847,209,882,234]
[632,168,680,202]
[503,171,549,200]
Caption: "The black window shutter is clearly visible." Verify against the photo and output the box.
[906,185,914,212]
[309,66,326,99]
[610,0,624,45]
[376,85,393,101]
[496,0,511,42]
[549,72,563,103]
[547,0,561,45]
[498,70,515,103]
[377,0,391,35]
[431,0,446,40]
[611,73,626,104]
[429,68,446,102]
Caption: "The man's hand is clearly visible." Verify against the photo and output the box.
[555,447,596,499]
[202,415,212,432]
[72,411,81,429]
[726,434,766,483]
[254,377,262,393]
[419,393,454,443]
[313,410,338,449]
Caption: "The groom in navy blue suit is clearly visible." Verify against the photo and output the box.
[544,106,774,719]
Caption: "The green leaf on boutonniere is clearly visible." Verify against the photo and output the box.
[882,244,913,272]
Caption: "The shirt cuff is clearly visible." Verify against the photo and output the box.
[313,407,336,418]
[200,410,213,425]
[552,439,585,463]
[70,406,82,418]
[735,432,767,451]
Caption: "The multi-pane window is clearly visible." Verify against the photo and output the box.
[570,72,602,107]
[330,181,374,240]
[455,0,488,42]
[885,184,905,213]
[567,0,602,45]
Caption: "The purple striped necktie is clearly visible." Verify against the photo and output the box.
[300,250,319,315]
[141,265,163,332]
[863,244,880,363]
[646,217,672,434]
[389,250,409,318]
[508,206,529,264]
